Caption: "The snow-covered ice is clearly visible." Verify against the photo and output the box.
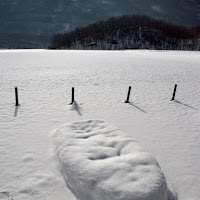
[53,120,167,200]
[0,50,200,200]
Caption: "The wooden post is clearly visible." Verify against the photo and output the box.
[125,86,131,103]
[171,84,177,101]
[70,87,75,104]
[15,87,19,106]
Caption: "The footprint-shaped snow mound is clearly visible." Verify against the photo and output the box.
[53,120,168,200]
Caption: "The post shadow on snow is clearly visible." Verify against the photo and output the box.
[129,102,147,113]
[14,105,19,117]
[71,100,82,116]
[174,100,198,110]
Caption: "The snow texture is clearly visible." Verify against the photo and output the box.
[53,120,168,200]
[0,50,200,200]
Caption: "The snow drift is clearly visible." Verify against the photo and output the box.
[53,120,168,200]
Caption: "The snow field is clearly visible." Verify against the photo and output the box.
[53,120,168,200]
[0,50,200,200]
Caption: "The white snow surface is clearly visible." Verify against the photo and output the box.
[0,49,200,200]
[53,120,167,200]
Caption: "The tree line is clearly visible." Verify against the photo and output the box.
[49,14,200,50]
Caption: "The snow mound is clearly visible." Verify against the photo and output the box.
[53,120,168,200]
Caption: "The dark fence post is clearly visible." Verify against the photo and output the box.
[171,84,177,101]
[125,86,131,103]
[70,87,75,104]
[15,87,19,106]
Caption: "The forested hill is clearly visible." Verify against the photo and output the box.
[50,15,200,50]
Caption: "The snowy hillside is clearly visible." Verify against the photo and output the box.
[0,50,200,200]
[50,15,200,50]
[0,0,200,48]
